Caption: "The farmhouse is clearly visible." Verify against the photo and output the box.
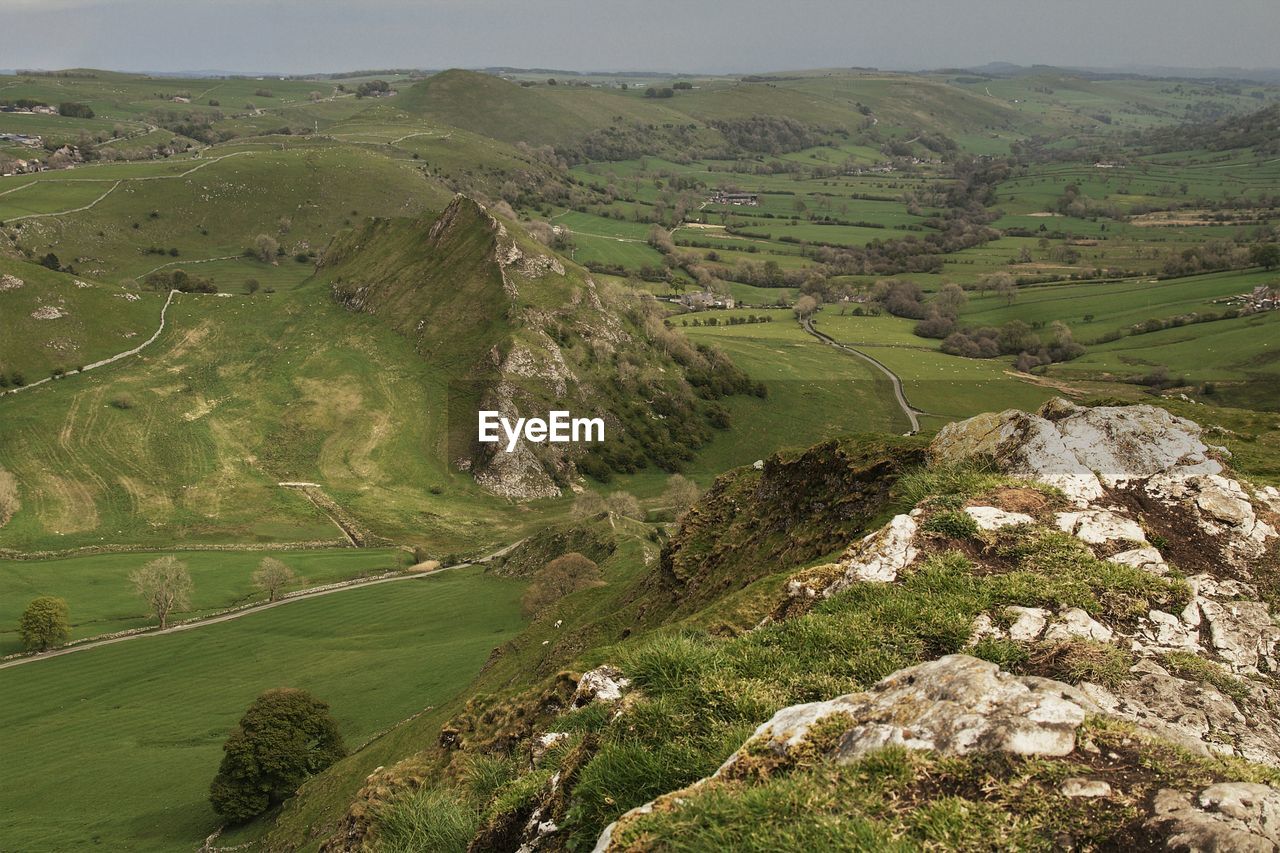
[709,190,759,206]
[680,291,736,311]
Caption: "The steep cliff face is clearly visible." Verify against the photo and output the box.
[321,196,748,498]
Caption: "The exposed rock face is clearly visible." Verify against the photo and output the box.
[722,655,1094,768]
[571,665,629,707]
[828,513,919,587]
[0,273,23,291]
[1146,783,1280,852]
[965,505,1034,530]
[930,398,1223,505]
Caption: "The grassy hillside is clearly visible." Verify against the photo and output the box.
[0,256,164,379]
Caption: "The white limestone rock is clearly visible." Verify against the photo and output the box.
[1108,546,1170,575]
[832,514,919,586]
[572,666,630,707]
[1146,783,1280,852]
[1044,607,1115,643]
[1055,509,1147,546]
[965,505,1035,531]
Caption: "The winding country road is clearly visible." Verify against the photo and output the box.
[801,315,923,434]
[0,540,524,671]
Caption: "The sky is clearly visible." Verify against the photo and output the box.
[1,0,1277,75]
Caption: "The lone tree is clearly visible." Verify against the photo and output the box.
[129,556,193,629]
[209,688,346,823]
[605,491,642,520]
[521,552,603,618]
[793,294,819,319]
[252,234,279,264]
[662,474,701,516]
[19,596,70,651]
[253,557,298,602]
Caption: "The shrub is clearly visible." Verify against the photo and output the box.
[209,688,346,823]
[521,553,603,618]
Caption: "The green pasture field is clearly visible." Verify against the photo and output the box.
[810,312,1056,426]
[676,310,903,478]
[0,546,402,654]
[959,268,1277,339]
[0,566,525,853]
[1054,309,1280,389]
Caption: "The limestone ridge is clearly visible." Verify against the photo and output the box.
[323,195,687,499]
[593,400,1280,850]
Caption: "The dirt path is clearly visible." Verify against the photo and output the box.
[0,539,525,671]
[2,289,179,398]
[801,316,923,434]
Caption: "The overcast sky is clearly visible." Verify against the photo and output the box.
[1,0,1277,75]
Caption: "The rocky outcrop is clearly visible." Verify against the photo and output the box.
[930,398,1224,505]
[722,655,1095,767]
[1146,783,1280,852]
[775,399,1280,765]
[594,655,1098,851]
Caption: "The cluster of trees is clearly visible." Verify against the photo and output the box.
[209,688,345,823]
[57,101,94,118]
[148,108,237,145]
[1161,239,1255,277]
[941,319,1084,371]
[708,116,822,155]
[144,269,217,293]
[644,87,675,99]
[520,552,603,618]
[355,79,392,98]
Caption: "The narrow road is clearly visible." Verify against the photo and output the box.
[2,289,179,397]
[801,316,923,434]
[0,540,524,671]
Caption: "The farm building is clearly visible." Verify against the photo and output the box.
[680,291,736,311]
[709,190,759,206]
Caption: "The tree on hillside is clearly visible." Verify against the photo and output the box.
[521,552,603,618]
[994,274,1018,306]
[934,282,968,316]
[19,596,70,651]
[253,557,299,602]
[129,556,193,629]
[209,688,346,823]
[572,490,607,519]
[793,294,819,319]
[662,474,700,516]
[252,234,279,264]
[605,491,642,520]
